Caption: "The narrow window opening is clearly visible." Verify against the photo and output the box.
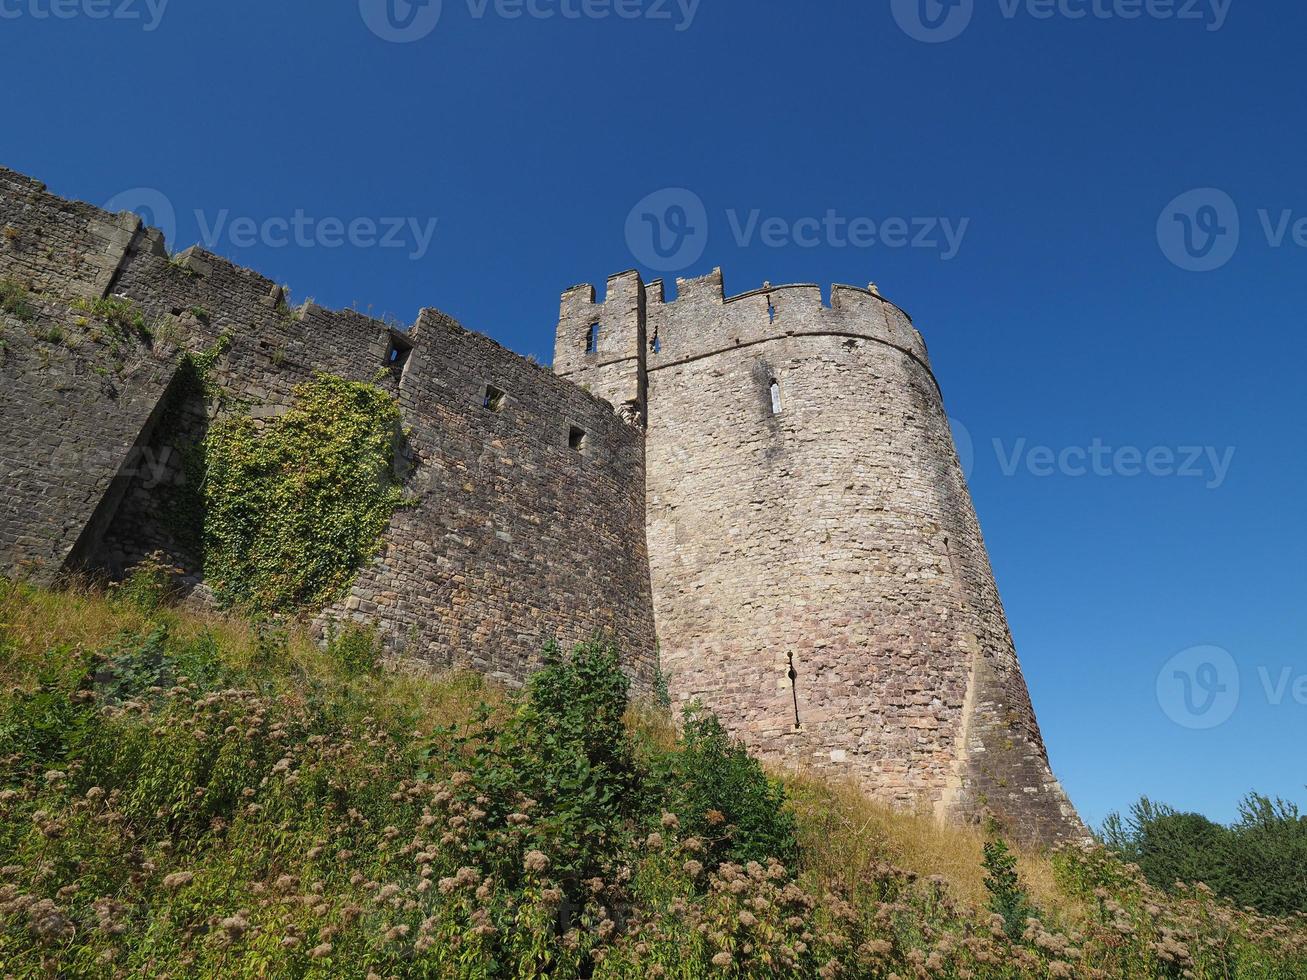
[650,333,661,354]
[769,378,783,415]
[568,425,587,451]
[584,322,600,354]
[386,335,413,374]
[787,651,801,729]
[483,385,505,412]
[767,295,776,324]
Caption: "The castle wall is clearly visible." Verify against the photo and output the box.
[0,169,182,584]
[0,168,655,687]
[572,268,1082,844]
[326,308,655,683]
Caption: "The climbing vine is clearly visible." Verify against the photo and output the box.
[201,373,406,613]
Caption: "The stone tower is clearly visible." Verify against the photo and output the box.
[556,268,1083,844]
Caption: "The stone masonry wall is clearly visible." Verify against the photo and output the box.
[0,167,656,687]
[0,168,182,584]
[557,268,1083,844]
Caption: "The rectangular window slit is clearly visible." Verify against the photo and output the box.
[568,426,587,451]
[386,335,413,373]
[483,385,505,412]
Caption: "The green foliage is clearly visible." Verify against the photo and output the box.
[71,294,148,340]
[3,584,1307,977]
[202,373,406,612]
[325,620,383,677]
[420,641,645,917]
[649,707,799,868]
[983,835,1037,940]
[108,553,176,615]
[1103,793,1307,916]
[0,278,35,321]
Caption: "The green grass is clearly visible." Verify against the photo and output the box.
[1,578,1305,977]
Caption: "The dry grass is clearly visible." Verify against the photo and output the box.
[0,577,504,737]
[786,772,1071,916]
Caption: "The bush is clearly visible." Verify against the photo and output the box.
[108,553,177,614]
[1103,794,1307,916]
[983,835,1037,940]
[325,620,383,676]
[649,707,798,868]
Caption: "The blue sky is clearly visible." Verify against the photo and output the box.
[3,0,1304,829]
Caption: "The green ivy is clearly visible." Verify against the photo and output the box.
[202,373,406,613]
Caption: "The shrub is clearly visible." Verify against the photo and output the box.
[325,620,383,676]
[1103,793,1307,916]
[108,552,176,614]
[649,706,798,868]
[983,835,1037,940]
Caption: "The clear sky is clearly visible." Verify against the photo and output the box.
[3,0,1304,830]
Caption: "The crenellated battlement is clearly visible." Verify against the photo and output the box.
[553,268,933,421]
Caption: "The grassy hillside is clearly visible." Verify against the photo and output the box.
[2,576,1305,978]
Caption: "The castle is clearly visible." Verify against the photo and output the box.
[0,167,1084,844]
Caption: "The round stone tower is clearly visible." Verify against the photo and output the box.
[555,268,1083,845]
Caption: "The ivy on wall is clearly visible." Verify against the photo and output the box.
[201,373,406,613]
